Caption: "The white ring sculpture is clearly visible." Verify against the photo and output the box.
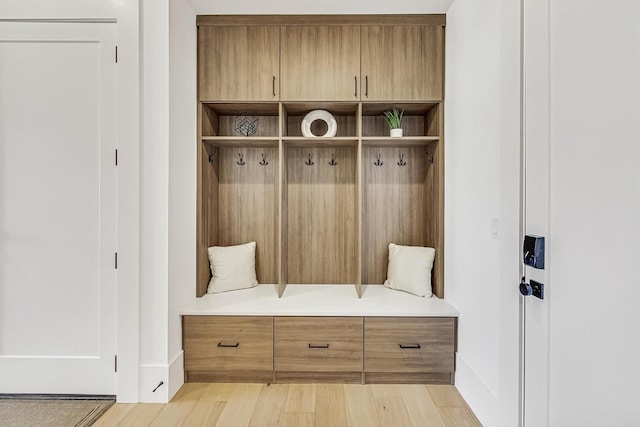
[301,109,337,138]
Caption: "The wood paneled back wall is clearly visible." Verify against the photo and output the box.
[196,15,445,298]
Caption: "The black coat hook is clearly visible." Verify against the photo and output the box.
[398,153,407,166]
[329,153,337,166]
[259,153,268,166]
[237,153,245,166]
[374,153,383,166]
[305,152,314,166]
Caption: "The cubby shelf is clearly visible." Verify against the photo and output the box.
[282,137,359,147]
[198,98,444,298]
[202,137,279,147]
[361,136,440,147]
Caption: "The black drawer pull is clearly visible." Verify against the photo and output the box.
[399,344,421,349]
[217,342,239,348]
[308,343,329,349]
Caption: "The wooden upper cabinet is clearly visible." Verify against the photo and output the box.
[198,26,280,101]
[281,26,361,101]
[361,25,444,101]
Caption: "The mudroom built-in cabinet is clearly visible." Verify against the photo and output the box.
[361,24,444,101]
[280,25,361,101]
[184,14,458,385]
[198,25,280,101]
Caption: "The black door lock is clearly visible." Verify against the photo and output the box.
[520,277,544,300]
[523,235,545,269]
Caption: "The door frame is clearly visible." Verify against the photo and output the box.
[1,7,140,402]
[520,0,551,425]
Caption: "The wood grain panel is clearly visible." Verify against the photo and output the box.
[281,26,360,101]
[362,115,428,137]
[286,147,357,284]
[182,401,225,427]
[286,114,356,137]
[369,385,415,427]
[274,317,363,372]
[275,372,362,384]
[425,103,440,136]
[197,141,219,297]
[201,103,279,137]
[399,385,446,427]
[215,383,263,427]
[282,138,358,148]
[361,102,440,137]
[279,137,288,294]
[217,115,279,137]
[314,384,348,427]
[364,317,454,373]
[365,372,452,384]
[183,316,273,371]
[361,146,432,285]
[362,25,444,101]
[99,382,489,427]
[343,384,380,427]
[197,15,446,27]
[186,371,274,383]
[425,140,444,297]
[202,105,218,137]
[247,384,289,427]
[199,26,280,101]
[218,147,278,284]
[283,384,316,413]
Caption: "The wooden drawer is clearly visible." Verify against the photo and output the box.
[364,317,455,373]
[183,316,273,372]
[274,317,363,372]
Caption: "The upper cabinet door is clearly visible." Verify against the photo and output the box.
[362,25,444,101]
[281,26,361,101]
[198,26,280,101]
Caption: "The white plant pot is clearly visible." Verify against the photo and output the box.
[390,128,403,138]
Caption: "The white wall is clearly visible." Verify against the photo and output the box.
[139,0,170,402]
[139,0,196,402]
[547,1,640,425]
[445,0,521,425]
[168,0,197,400]
[0,0,140,403]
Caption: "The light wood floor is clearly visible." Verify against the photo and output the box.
[94,383,482,427]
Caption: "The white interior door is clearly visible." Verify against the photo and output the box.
[0,21,117,394]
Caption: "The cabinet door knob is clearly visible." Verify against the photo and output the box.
[217,342,240,348]
[365,75,369,97]
[354,76,358,97]
[272,76,276,97]
[398,343,421,349]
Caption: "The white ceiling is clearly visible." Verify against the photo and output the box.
[186,0,454,15]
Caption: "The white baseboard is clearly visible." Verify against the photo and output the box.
[139,352,184,403]
[168,351,184,401]
[139,364,169,403]
[455,352,500,427]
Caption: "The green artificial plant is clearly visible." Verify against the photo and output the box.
[383,108,404,129]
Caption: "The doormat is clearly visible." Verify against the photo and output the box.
[0,396,114,427]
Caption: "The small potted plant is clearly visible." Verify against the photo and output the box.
[383,108,404,137]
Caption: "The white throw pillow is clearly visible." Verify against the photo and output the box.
[207,241,258,293]
[384,243,436,297]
